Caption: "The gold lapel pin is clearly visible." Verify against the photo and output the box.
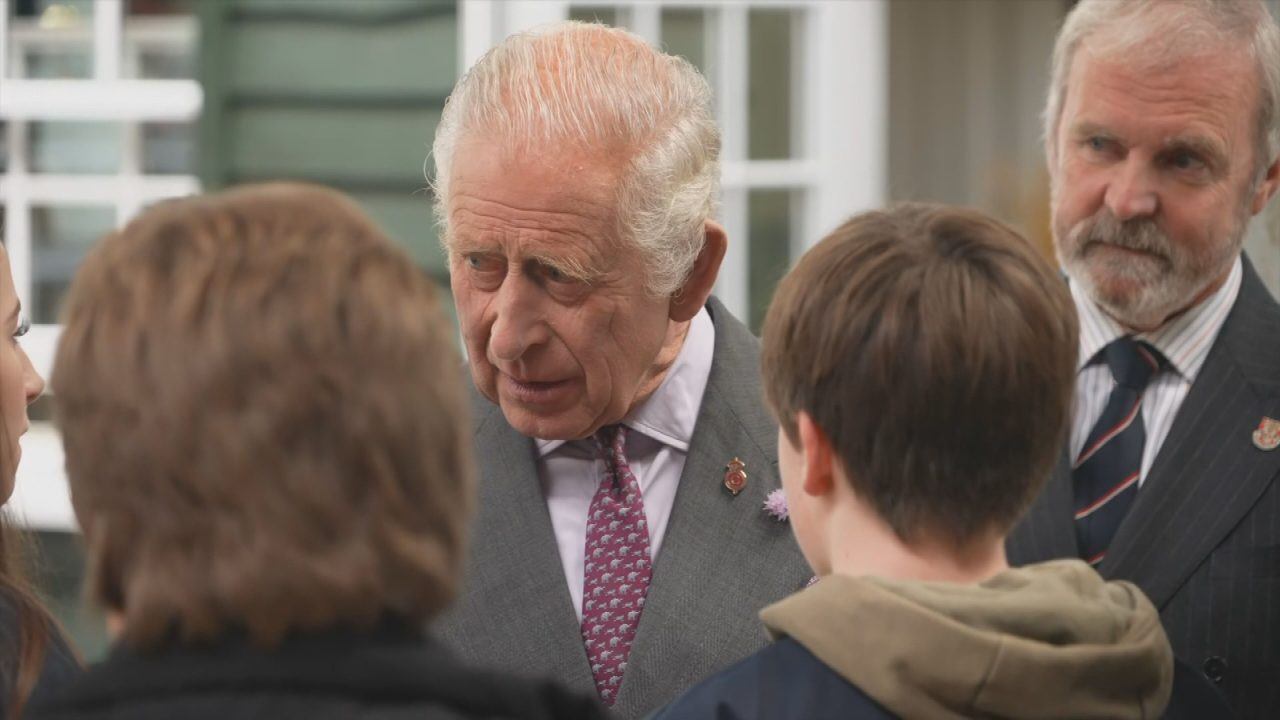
[724,457,747,495]
[1253,417,1280,451]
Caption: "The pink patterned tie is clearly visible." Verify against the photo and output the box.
[581,424,652,706]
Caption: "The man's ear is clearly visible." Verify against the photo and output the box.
[1250,155,1280,215]
[670,220,727,322]
[796,412,835,499]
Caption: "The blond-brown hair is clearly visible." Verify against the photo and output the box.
[52,183,472,650]
[762,203,1078,546]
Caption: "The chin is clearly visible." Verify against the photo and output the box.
[1071,262,1164,325]
[500,405,590,441]
[1094,283,1190,330]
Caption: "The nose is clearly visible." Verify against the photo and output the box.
[19,346,44,406]
[1104,158,1159,221]
[488,272,550,363]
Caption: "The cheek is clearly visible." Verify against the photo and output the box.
[1056,164,1103,217]
[1188,190,1239,236]
[450,288,498,383]
[451,282,492,343]
[578,303,660,373]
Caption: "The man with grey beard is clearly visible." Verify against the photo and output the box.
[1006,1,1280,717]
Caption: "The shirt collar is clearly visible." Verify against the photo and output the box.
[535,306,716,457]
[1072,255,1242,382]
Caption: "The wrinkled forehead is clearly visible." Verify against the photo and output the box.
[444,135,625,245]
[1060,42,1261,149]
[1073,26,1262,111]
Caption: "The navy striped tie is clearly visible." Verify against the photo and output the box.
[1074,336,1165,566]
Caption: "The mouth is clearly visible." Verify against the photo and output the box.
[499,373,576,405]
[1084,241,1163,261]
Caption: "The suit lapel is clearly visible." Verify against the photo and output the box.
[442,393,594,694]
[1007,451,1078,564]
[615,298,808,715]
[1101,258,1280,608]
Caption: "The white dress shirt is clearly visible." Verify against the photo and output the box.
[536,308,715,620]
[1069,257,1242,485]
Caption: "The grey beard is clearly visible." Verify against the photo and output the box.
[1058,212,1241,330]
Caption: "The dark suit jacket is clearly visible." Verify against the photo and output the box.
[436,297,810,719]
[1009,255,1280,719]
[650,637,895,720]
[28,622,605,720]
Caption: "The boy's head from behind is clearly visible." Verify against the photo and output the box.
[762,203,1078,577]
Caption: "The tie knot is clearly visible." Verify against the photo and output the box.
[1100,336,1164,391]
[594,424,628,458]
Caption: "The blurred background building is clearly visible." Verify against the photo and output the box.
[2,0,1279,658]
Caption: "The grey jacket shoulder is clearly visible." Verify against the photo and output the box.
[439,297,809,720]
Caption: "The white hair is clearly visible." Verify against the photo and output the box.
[430,22,720,296]
[1045,0,1280,184]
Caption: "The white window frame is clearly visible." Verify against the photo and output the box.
[459,0,886,319]
[0,0,202,530]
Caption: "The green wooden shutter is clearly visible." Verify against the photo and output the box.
[197,0,456,283]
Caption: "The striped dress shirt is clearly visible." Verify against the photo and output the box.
[1069,257,1242,486]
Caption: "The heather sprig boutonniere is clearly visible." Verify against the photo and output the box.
[764,489,817,586]
[763,488,789,521]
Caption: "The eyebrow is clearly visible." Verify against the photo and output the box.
[450,236,607,284]
[1068,122,1117,142]
[1069,121,1228,167]
[1161,134,1228,168]
[527,251,602,284]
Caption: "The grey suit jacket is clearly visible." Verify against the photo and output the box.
[1008,255,1280,719]
[436,297,810,719]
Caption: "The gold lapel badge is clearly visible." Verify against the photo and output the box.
[1253,417,1280,451]
[724,457,747,495]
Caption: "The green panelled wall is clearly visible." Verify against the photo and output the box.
[197,0,456,278]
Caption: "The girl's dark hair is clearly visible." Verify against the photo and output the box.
[0,242,80,717]
[0,465,75,717]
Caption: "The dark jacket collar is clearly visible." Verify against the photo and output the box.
[33,623,588,717]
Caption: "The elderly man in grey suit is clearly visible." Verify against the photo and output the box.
[1007,1,1280,717]
[429,22,808,719]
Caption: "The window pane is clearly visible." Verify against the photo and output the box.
[142,122,195,174]
[31,205,113,323]
[126,0,196,81]
[661,8,705,74]
[10,1,95,77]
[28,122,122,174]
[12,0,95,21]
[748,190,793,333]
[747,9,793,160]
[127,0,193,15]
[22,48,92,79]
[568,6,618,26]
[137,48,195,79]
